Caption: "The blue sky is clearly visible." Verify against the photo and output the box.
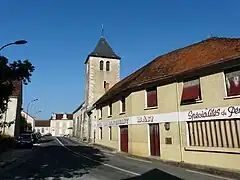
[1,0,239,119]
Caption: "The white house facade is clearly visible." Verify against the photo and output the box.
[0,81,22,137]
[50,113,73,137]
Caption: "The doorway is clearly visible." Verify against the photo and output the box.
[120,125,128,153]
[149,123,160,156]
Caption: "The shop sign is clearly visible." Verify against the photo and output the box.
[109,118,129,126]
[187,106,240,121]
[137,115,154,123]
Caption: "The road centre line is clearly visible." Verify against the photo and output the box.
[125,156,152,163]
[56,138,140,176]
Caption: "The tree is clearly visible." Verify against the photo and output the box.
[0,55,35,124]
[19,115,32,133]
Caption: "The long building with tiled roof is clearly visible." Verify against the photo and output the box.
[88,37,240,172]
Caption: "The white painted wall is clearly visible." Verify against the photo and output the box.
[0,97,18,137]
[35,126,50,135]
[50,119,73,136]
[21,111,35,131]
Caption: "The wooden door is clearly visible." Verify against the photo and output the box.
[149,124,160,156]
[120,126,128,153]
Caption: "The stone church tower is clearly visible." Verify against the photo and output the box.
[84,36,121,108]
[82,36,121,142]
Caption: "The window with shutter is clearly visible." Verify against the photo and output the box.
[146,87,158,108]
[109,126,112,140]
[99,108,102,119]
[225,67,240,97]
[104,81,110,92]
[181,78,201,104]
[108,103,112,116]
[121,97,126,113]
[99,127,102,139]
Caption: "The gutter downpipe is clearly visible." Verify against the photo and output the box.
[175,78,184,163]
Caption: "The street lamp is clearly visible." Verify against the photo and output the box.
[26,98,38,121]
[0,40,27,52]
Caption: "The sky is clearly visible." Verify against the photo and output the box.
[1,0,240,119]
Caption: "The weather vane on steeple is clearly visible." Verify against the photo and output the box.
[101,24,104,37]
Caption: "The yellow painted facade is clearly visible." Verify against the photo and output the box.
[95,71,240,171]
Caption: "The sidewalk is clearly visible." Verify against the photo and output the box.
[0,148,32,169]
[69,137,240,180]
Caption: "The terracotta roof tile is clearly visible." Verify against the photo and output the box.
[35,120,50,127]
[95,37,240,105]
[56,114,63,119]
[67,114,73,119]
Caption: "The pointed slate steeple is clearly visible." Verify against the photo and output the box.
[85,37,121,64]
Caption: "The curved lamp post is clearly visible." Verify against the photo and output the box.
[26,98,38,120]
[0,40,27,52]
[26,98,38,132]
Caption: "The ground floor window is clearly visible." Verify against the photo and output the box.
[187,119,240,148]
[99,127,102,139]
[109,126,112,140]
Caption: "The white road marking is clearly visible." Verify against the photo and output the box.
[185,169,237,180]
[104,152,115,156]
[125,156,152,163]
[56,138,140,176]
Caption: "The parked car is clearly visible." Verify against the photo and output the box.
[15,133,33,149]
[31,133,40,144]
[45,133,52,136]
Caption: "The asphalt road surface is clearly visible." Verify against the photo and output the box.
[0,136,236,180]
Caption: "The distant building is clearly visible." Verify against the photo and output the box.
[0,81,22,137]
[35,120,50,135]
[50,113,73,136]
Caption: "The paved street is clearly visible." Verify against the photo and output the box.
[0,137,236,180]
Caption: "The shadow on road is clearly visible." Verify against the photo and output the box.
[122,168,183,180]
[1,137,184,180]
[1,141,107,180]
[39,137,54,143]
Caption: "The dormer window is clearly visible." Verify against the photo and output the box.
[63,113,67,119]
[106,61,110,71]
[100,60,104,70]
[52,113,56,119]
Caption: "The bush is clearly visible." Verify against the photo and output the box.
[0,134,15,153]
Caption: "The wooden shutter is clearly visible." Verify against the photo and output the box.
[181,79,201,102]
[225,69,240,96]
[147,88,157,107]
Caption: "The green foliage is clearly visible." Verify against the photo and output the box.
[20,115,32,133]
[0,56,35,115]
